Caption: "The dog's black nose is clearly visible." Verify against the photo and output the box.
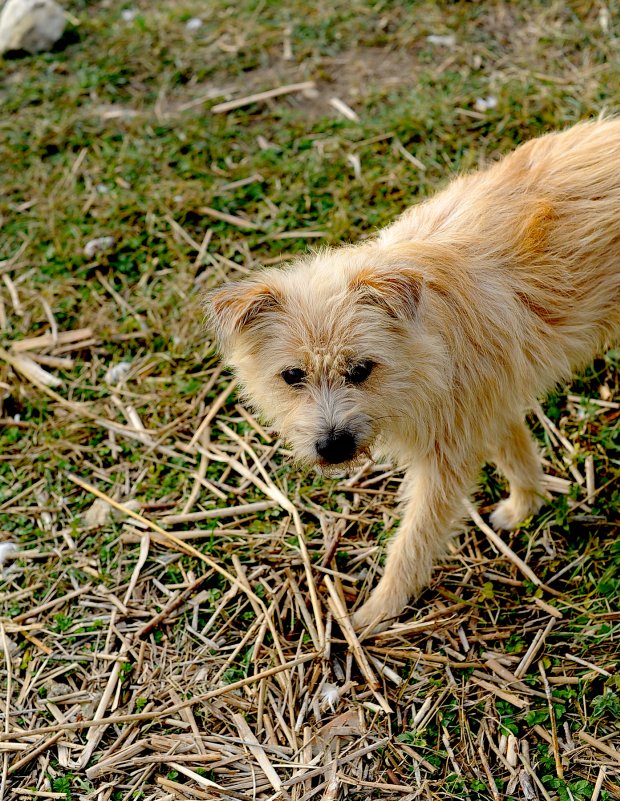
[315,430,357,464]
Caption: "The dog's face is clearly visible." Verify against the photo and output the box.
[207,246,449,467]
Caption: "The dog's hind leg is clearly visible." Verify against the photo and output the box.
[489,417,548,531]
[352,455,477,632]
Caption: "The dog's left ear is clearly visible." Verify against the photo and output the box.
[350,265,421,319]
[206,278,281,346]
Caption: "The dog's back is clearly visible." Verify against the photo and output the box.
[380,119,620,381]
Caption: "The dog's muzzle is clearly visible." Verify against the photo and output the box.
[315,428,357,464]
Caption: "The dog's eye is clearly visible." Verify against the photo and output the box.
[345,360,374,384]
[281,368,306,386]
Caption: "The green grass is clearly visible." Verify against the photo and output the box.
[1,1,619,799]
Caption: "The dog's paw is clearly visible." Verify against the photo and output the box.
[490,491,545,531]
[351,604,389,635]
[352,594,405,635]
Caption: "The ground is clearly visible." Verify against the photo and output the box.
[0,1,619,799]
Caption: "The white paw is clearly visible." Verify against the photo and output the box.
[490,492,545,531]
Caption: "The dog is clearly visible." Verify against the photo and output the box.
[207,119,620,631]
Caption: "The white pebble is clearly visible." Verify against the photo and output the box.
[0,542,18,566]
[84,236,115,259]
[105,361,132,385]
[426,34,456,47]
[83,497,141,528]
[474,96,498,113]
[0,0,66,55]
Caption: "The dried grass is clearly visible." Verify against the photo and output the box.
[1,1,619,798]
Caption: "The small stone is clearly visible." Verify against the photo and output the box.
[0,0,66,56]
[83,497,140,528]
[0,633,19,660]
[84,235,115,259]
[185,17,202,31]
[426,33,456,47]
[121,8,137,22]
[104,361,132,385]
[83,498,111,528]
[44,679,71,698]
[474,96,498,113]
[0,542,18,566]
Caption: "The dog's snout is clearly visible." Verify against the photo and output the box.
[315,429,357,464]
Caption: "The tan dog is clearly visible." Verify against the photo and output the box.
[207,119,620,630]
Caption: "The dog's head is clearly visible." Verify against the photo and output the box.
[206,245,451,467]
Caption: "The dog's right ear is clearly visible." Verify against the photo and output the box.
[206,279,281,346]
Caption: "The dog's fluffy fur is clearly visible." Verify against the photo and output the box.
[208,120,620,630]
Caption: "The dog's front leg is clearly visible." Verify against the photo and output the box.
[352,457,475,632]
